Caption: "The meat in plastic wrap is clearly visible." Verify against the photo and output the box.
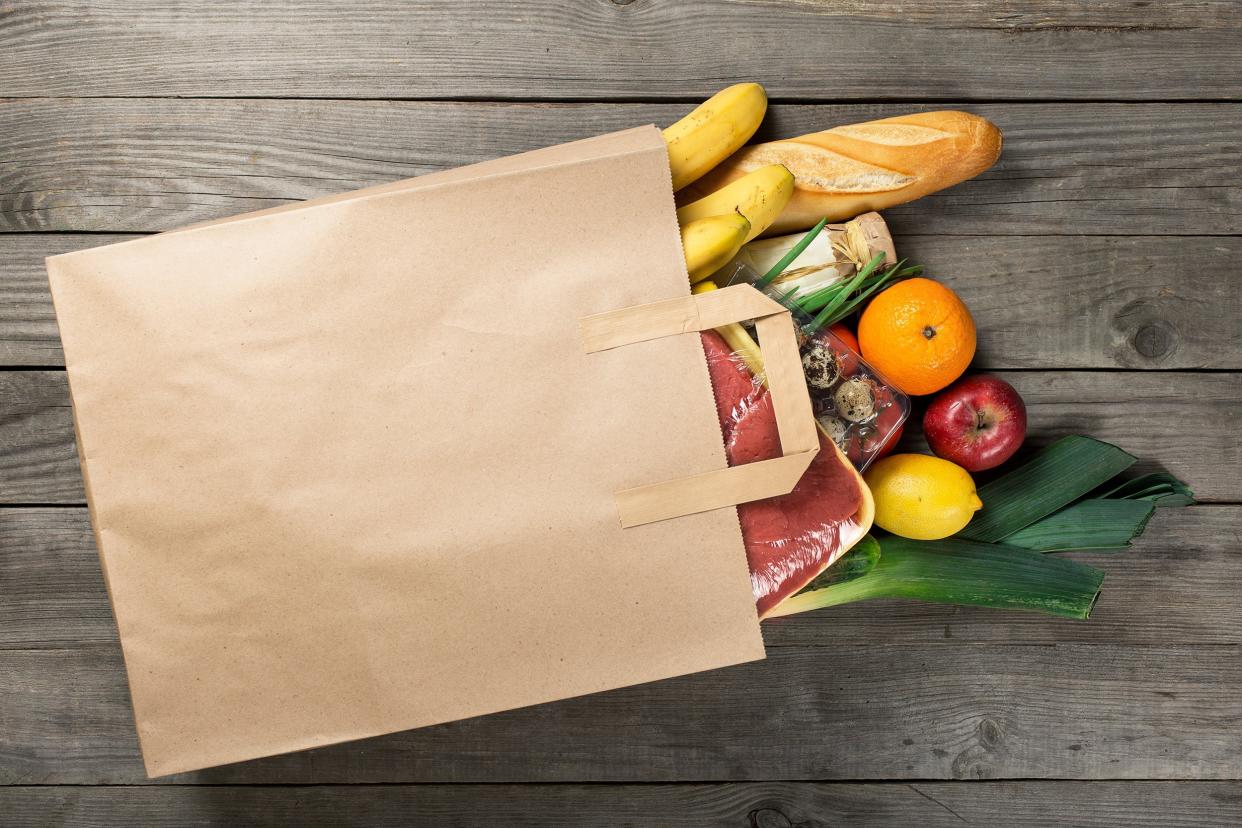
[702,330,875,617]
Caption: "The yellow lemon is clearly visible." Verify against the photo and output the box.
[863,453,983,540]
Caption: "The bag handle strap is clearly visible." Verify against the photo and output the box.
[580,284,819,528]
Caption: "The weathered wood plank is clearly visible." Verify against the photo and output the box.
[0,508,112,649]
[0,236,146,366]
[0,371,77,503]
[1,1,1239,100]
[3,100,1240,235]
[7,233,1238,369]
[6,506,1234,651]
[2,370,1236,504]
[3,641,1239,783]
[2,782,1240,826]
[901,235,1242,371]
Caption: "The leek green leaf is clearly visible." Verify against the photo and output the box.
[803,254,891,334]
[1101,473,1195,506]
[957,436,1135,543]
[1003,498,1155,552]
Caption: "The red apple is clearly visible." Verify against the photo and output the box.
[923,375,1027,472]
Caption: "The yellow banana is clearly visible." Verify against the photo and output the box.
[675,164,794,242]
[681,213,751,284]
[691,280,766,379]
[663,83,767,192]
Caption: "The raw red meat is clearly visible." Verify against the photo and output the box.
[701,331,865,617]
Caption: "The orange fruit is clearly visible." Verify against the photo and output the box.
[827,322,859,353]
[858,278,975,396]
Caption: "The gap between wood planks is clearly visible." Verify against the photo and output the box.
[3,501,1238,509]
[2,782,1239,827]
[8,95,1242,105]
[3,778,1242,786]
[5,366,1242,373]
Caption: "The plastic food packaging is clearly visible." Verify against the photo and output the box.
[798,323,911,472]
[720,262,911,474]
[702,328,868,617]
[699,263,908,616]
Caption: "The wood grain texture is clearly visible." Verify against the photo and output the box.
[2,369,1236,505]
[6,506,1235,651]
[1,1,1240,100]
[0,235,133,366]
[2,782,1240,826]
[2,0,1239,807]
[3,99,1240,235]
[7,234,1238,369]
[3,640,1239,784]
[0,371,78,503]
[0,236,140,366]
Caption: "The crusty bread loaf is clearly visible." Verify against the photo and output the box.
[679,111,1002,235]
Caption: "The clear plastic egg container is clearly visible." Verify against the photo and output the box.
[722,261,910,472]
[797,323,909,472]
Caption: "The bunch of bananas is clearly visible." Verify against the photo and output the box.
[663,83,793,284]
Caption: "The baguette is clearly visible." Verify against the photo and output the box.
[679,111,1002,236]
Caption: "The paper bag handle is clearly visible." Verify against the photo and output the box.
[580,284,819,528]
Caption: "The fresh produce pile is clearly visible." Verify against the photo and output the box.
[662,83,1191,620]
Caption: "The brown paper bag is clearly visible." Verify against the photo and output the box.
[46,126,814,776]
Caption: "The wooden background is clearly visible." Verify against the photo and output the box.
[2,1,1241,825]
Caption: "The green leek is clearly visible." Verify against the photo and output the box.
[1102,472,1195,507]
[1002,499,1156,552]
[773,437,1192,620]
[773,535,1104,620]
[796,534,882,593]
[802,253,888,333]
[957,436,1136,543]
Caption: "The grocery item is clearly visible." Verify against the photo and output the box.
[833,377,876,421]
[924,374,1027,471]
[803,324,909,469]
[1001,474,1192,553]
[681,214,752,283]
[663,82,767,191]
[717,263,910,471]
[664,87,1191,628]
[728,212,896,302]
[777,439,1193,619]
[864,453,982,540]
[858,277,976,395]
[680,110,1002,235]
[690,279,764,377]
[1099,472,1194,508]
[956,436,1137,544]
[828,323,859,352]
[675,164,794,243]
[771,534,1106,620]
[701,329,873,617]
[752,247,922,335]
[874,422,903,459]
[1003,500,1156,553]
